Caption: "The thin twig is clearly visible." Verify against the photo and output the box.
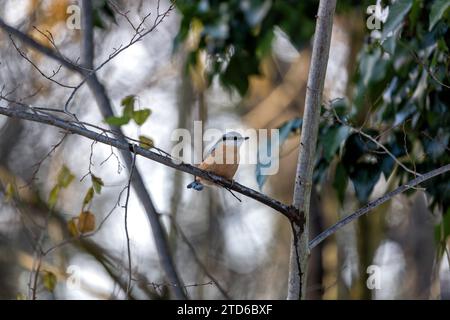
[329,101,421,177]
[124,145,137,298]
[9,36,75,89]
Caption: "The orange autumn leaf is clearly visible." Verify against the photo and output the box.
[77,211,96,233]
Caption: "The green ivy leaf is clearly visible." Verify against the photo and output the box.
[133,109,152,126]
[441,208,450,241]
[322,125,351,161]
[48,186,60,209]
[121,95,136,108]
[342,133,383,203]
[93,9,106,29]
[429,0,450,31]
[350,164,382,203]
[256,118,302,189]
[57,165,75,188]
[382,0,413,40]
[42,271,57,292]
[82,187,95,209]
[139,135,154,149]
[91,175,104,194]
[105,115,130,126]
[333,162,348,204]
[123,104,134,118]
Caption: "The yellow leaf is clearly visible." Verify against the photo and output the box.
[67,218,79,237]
[5,182,15,202]
[48,185,60,209]
[57,165,75,188]
[77,211,96,233]
[82,187,94,209]
[139,135,154,149]
[133,109,151,126]
[42,271,57,292]
[16,292,26,300]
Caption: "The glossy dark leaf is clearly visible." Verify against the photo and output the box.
[322,125,351,161]
[333,162,348,204]
[256,118,302,189]
[429,0,450,31]
[382,0,413,40]
[349,164,382,203]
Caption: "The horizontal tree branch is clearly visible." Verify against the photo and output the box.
[0,105,296,220]
[308,163,450,250]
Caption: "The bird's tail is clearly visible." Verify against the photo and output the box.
[187,180,204,191]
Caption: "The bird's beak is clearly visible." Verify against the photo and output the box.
[244,136,249,140]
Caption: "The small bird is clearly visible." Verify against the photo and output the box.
[187,131,249,191]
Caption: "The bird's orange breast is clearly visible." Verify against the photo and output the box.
[197,143,240,184]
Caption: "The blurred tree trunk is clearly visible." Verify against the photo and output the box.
[0,118,24,299]
[306,190,325,299]
[389,193,435,298]
[169,54,195,241]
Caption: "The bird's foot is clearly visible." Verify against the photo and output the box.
[187,180,204,191]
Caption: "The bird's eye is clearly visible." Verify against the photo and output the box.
[234,136,237,141]
[223,136,226,141]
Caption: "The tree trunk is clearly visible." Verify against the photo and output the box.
[287,0,336,300]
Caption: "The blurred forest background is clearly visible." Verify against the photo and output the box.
[0,0,449,299]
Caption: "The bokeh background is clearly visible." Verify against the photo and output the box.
[0,0,449,299]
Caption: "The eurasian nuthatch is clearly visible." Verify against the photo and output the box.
[187,131,249,191]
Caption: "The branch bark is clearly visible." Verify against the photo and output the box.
[0,106,295,219]
[308,163,450,250]
[288,0,336,300]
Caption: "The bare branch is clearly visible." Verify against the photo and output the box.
[309,163,450,250]
[9,36,76,89]
[0,105,296,220]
